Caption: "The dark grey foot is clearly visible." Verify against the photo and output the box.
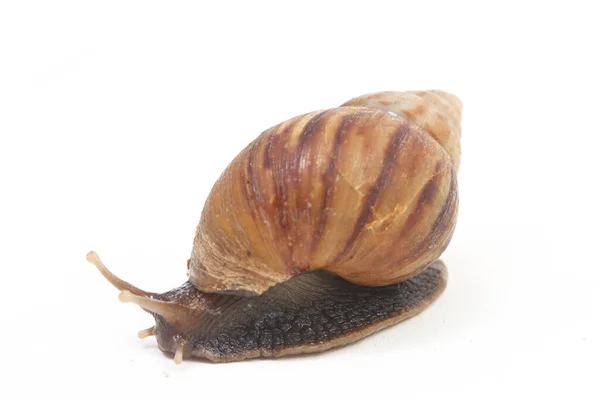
[187,260,447,362]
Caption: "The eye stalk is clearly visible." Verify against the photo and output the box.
[86,251,204,364]
[85,251,156,297]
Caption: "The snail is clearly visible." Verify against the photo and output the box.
[87,90,461,363]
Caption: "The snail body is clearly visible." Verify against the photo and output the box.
[87,90,461,363]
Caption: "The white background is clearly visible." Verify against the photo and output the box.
[1,1,599,399]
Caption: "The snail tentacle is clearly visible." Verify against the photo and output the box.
[87,251,203,336]
[137,327,155,339]
[86,251,156,298]
[174,337,186,365]
[118,290,196,329]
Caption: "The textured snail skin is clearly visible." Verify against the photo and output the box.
[155,261,447,362]
[88,90,461,363]
[190,92,460,295]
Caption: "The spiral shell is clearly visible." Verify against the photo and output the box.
[342,90,462,168]
[189,91,461,295]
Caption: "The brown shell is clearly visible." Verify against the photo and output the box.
[342,90,462,168]
[189,91,461,295]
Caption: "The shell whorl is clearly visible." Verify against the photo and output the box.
[343,90,462,168]
[189,91,460,295]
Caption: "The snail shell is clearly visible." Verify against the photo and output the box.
[190,91,460,295]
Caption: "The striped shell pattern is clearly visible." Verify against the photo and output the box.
[189,91,461,295]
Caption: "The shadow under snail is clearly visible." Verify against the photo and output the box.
[87,90,461,363]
